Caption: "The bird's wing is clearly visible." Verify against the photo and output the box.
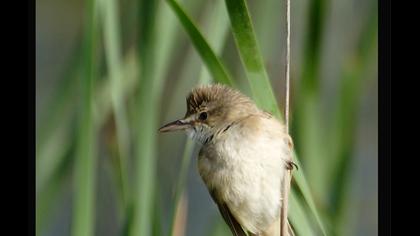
[209,190,247,236]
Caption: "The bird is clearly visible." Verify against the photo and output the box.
[159,84,296,236]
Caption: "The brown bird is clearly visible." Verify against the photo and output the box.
[159,84,295,236]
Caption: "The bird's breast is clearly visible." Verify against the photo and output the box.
[197,118,291,233]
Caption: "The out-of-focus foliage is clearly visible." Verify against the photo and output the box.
[36,0,378,235]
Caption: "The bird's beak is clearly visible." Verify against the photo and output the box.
[158,119,191,133]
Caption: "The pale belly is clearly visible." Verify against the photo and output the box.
[198,130,290,234]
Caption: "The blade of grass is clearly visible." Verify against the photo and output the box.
[36,41,82,194]
[253,0,282,69]
[208,217,232,236]
[37,117,75,194]
[197,0,231,85]
[292,155,328,235]
[224,0,280,118]
[131,0,187,234]
[153,187,164,236]
[171,193,188,236]
[99,0,130,210]
[131,0,159,234]
[293,98,326,199]
[162,0,231,121]
[94,51,138,126]
[36,50,138,236]
[168,139,194,236]
[328,7,378,235]
[300,0,328,94]
[71,0,98,235]
[289,189,318,236]
[166,0,234,86]
[36,128,76,235]
[36,39,82,155]
[291,0,329,205]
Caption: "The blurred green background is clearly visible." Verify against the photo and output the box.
[36,0,377,235]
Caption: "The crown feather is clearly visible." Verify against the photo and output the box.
[186,84,250,113]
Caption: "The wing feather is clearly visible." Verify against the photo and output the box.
[209,190,247,236]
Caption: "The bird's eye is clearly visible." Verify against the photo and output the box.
[199,112,208,121]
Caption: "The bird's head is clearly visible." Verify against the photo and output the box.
[159,84,259,143]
